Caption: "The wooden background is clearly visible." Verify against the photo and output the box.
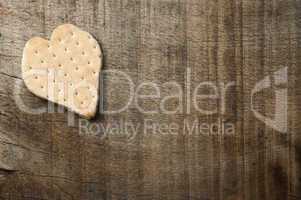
[0,0,300,199]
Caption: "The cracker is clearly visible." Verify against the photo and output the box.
[21,24,102,119]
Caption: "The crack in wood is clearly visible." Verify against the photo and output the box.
[0,72,21,80]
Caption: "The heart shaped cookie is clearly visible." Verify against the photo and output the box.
[21,24,102,119]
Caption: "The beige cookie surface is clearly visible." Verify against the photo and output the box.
[22,24,102,118]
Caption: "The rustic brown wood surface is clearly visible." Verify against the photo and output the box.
[0,0,300,199]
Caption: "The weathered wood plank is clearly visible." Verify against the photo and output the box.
[0,0,300,199]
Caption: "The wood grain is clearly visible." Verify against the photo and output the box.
[0,0,300,199]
